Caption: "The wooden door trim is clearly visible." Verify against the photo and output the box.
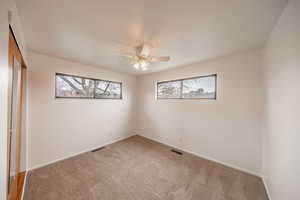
[16,172,26,200]
[9,26,27,69]
[7,26,26,200]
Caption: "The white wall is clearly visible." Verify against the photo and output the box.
[0,1,10,199]
[0,0,27,199]
[137,49,264,175]
[27,52,137,169]
[262,1,300,199]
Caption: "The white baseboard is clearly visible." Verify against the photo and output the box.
[29,134,136,171]
[27,132,262,177]
[138,134,261,177]
[25,133,270,199]
[262,176,272,200]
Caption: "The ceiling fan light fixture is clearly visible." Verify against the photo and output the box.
[124,43,170,71]
[133,62,140,69]
[133,60,150,71]
[140,61,148,68]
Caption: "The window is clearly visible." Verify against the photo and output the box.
[157,74,217,99]
[157,80,181,99]
[55,73,122,99]
[95,80,122,99]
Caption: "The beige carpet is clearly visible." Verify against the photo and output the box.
[24,135,268,200]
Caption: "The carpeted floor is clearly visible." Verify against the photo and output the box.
[24,135,268,200]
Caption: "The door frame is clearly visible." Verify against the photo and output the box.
[7,26,27,200]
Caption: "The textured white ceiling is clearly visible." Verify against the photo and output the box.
[16,0,287,75]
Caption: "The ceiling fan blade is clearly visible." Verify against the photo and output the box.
[151,56,170,62]
[140,44,151,57]
[114,46,137,58]
[129,60,136,64]
[119,54,134,58]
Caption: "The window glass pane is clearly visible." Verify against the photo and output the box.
[95,80,121,99]
[182,76,216,99]
[56,74,95,98]
[157,81,181,99]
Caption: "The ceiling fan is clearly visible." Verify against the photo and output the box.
[120,44,170,71]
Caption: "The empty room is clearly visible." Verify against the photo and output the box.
[0,0,299,199]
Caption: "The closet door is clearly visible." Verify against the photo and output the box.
[7,29,23,200]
